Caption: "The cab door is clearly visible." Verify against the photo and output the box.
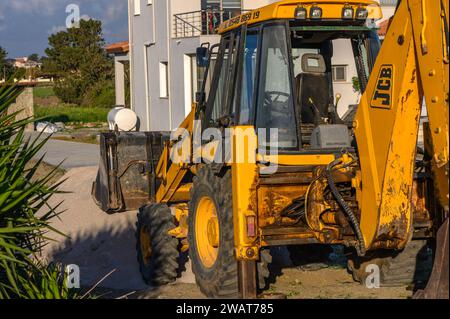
[204,30,240,129]
[234,22,300,151]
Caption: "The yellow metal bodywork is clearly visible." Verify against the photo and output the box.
[231,126,259,260]
[149,0,447,265]
[353,0,449,250]
[195,196,220,268]
[218,0,382,34]
[155,108,195,204]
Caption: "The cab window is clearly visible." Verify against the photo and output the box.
[204,31,240,127]
[237,28,260,124]
[256,24,299,150]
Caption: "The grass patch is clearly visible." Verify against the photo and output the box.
[34,86,55,98]
[51,135,100,145]
[35,105,109,123]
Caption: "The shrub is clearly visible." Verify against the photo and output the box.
[35,105,109,123]
[0,84,75,298]
[53,77,85,105]
[82,80,115,109]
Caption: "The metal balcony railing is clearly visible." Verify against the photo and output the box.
[173,9,241,38]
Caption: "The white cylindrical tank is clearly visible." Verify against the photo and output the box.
[108,107,139,132]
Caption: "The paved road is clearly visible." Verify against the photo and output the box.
[30,133,100,169]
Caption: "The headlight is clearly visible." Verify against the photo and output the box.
[355,7,368,20]
[310,6,322,19]
[342,6,354,19]
[295,6,307,20]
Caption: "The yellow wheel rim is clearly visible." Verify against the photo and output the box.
[140,226,152,266]
[195,196,220,268]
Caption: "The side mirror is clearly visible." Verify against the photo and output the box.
[196,47,209,68]
[195,91,206,104]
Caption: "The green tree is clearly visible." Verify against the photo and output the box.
[0,46,13,81]
[27,53,40,62]
[43,19,114,106]
[0,46,7,68]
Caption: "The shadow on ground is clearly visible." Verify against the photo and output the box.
[262,244,349,291]
[47,222,144,298]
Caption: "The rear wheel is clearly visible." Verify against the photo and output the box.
[136,204,179,286]
[188,165,271,298]
[348,239,433,287]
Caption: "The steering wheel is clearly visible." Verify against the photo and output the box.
[264,91,290,105]
[263,91,291,115]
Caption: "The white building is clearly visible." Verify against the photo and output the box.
[111,0,397,131]
[13,57,42,69]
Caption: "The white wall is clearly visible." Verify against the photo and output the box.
[331,39,360,117]
[378,4,396,23]
[242,0,278,10]
[171,0,201,14]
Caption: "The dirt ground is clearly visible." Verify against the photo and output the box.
[116,265,413,299]
[28,159,66,185]
[106,245,414,300]
[35,163,414,300]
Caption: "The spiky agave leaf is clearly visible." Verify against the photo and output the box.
[0,83,74,299]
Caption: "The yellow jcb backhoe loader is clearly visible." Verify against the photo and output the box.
[93,0,448,299]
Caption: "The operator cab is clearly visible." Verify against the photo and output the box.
[196,9,381,153]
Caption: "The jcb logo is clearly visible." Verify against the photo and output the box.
[371,65,393,109]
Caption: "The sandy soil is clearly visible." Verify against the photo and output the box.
[29,159,66,185]
[132,266,413,300]
[37,165,413,300]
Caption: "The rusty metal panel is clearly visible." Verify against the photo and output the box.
[92,131,170,213]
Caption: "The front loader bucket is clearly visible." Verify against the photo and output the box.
[414,218,449,299]
[92,131,170,214]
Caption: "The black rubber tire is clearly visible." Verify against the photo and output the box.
[188,165,272,298]
[348,239,433,287]
[257,249,273,290]
[136,204,179,286]
[188,166,237,298]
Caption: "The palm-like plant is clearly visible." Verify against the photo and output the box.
[0,84,75,299]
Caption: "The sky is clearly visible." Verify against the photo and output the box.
[0,0,128,58]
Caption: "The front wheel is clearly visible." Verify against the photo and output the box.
[188,166,272,298]
[188,166,238,298]
[136,204,180,286]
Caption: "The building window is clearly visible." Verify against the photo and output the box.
[332,65,347,82]
[134,0,141,16]
[159,62,169,98]
[202,0,242,33]
[204,0,241,10]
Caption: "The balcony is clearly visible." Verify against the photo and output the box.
[173,9,241,38]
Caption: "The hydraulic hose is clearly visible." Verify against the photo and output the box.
[326,159,366,256]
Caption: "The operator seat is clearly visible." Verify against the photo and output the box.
[295,53,330,125]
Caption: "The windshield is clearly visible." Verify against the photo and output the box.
[256,24,299,150]
[233,22,381,151]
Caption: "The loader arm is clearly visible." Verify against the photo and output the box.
[354,0,449,250]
